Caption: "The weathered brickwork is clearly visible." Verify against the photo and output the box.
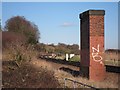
[89,16,104,36]
[80,10,106,81]
[90,36,106,81]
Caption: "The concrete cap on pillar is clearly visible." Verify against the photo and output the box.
[79,10,105,19]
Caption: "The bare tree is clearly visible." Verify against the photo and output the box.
[5,16,40,44]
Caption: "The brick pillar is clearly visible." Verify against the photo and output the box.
[79,10,106,81]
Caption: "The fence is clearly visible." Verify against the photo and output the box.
[64,78,99,90]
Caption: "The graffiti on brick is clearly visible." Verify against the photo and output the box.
[92,44,103,64]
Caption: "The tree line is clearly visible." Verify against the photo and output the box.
[2,16,79,55]
[36,43,80,55]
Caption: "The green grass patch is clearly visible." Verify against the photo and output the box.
[69,55,80,62]
[104,60,120,66]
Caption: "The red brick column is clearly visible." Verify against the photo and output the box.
[79,10,106,81]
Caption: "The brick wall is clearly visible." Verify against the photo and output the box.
[89,15,106,81]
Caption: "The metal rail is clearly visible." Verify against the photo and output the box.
[64,78,99,90]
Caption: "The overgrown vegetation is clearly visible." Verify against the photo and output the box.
[3,42,38,66]
[2,16,60,88]
[2,16,39,64]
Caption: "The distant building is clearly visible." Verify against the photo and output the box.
[70,54,75,58]
[65,53,75,61]
[66,54,69,61]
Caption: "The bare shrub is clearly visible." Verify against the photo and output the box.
[2,61,60,88]
[4,16,40,44]
[3,41,38,67]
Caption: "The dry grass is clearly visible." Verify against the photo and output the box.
[2,60,60,88]
[29,59,119,88]
[2,42,38,64]
[2,42,61,88]
[2,54,119,88]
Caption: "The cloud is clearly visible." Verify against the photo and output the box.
[60,22,75,27]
